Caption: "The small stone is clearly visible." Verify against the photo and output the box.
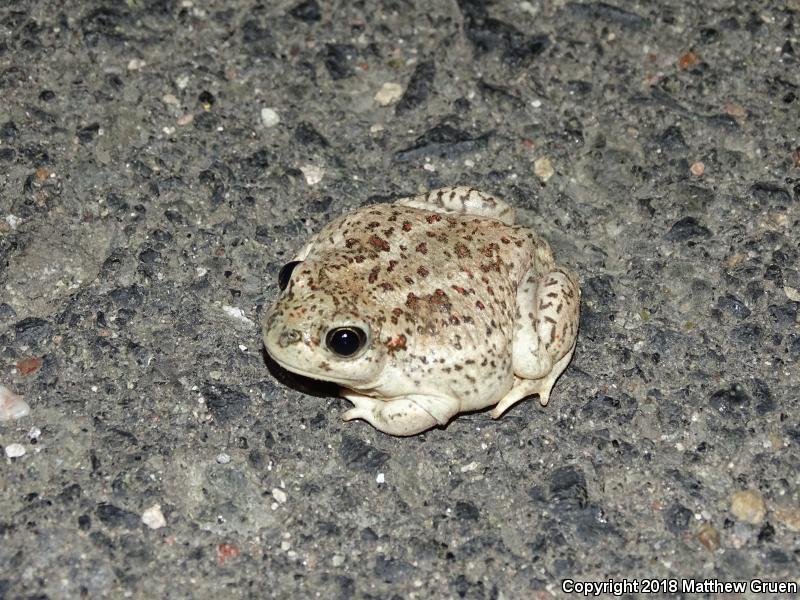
[730,489,766,524]
[5,215,22,229]
[142,504,166,529]
[177,114,194,126]
[696,522,721,551]
[374,82,403,106]
[222,305,254,326]
[260,107,280,128]
[127,58,146,71]
[0,384,30,421]
[16,357,43,376]
[534,156,554,181]
[785,286,800,302]
[690,161,705,176]
[217,543,240,565]
[773,505,800,531]
[272,488,288,503]
[216,452,231,464]
[28,427,41,442]
[5,443,26,458]
[678,51,700,70]
[724,103,747,119]
[376,472,385,484]
[300,165,324,186]
[162,94,179,106]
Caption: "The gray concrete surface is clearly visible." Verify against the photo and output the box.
[1,0,799,598]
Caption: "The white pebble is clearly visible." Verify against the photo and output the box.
[28,427,41,441]
[260,107,280,128]
[376,472,385,484]
[162,94,179,106]
[374,82,403,106]
[216,452,231,464]
[300,165,324,186]
[5,215,22,229]
[0,384,30,422]
[127,58,146,71]
[534,156,554,181]
[5,443,26,458]
[272,488,288,504]
[141,504,167,529]
[221,305,254,326]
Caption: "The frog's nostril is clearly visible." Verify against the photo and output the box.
[279,329,302,347]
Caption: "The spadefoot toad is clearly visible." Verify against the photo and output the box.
[262,187,580,436]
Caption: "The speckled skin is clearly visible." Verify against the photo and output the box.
[262,187,580,436]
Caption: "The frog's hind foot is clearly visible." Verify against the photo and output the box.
[490,379,541,419]
[342,392,440,436]
[491,344,576,418]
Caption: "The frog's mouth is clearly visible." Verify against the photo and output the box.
[264,345,376,387]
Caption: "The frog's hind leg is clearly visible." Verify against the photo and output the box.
[507,267,580,412]
[491,343,576,418]
[341,391,444,436]
[395,187,516,224]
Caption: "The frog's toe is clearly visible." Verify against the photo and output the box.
[490,379,540,418]
[343,407,370,422]
[342,391,379,421]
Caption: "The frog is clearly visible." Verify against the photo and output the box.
[261,186,580,436]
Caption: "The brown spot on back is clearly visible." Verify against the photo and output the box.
[415,242,428,254]
[417,266,429,278]
[368,266,380,283]
[369,235,391,252]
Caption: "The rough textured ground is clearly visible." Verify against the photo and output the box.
[1,0,799,598]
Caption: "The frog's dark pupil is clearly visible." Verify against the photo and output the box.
[278,261,302,290]
[326,327,366,357]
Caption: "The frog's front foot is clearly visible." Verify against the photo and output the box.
[342,391,441,436]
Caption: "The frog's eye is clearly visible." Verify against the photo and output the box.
[325,327,367,357]
[278,260,302,290]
